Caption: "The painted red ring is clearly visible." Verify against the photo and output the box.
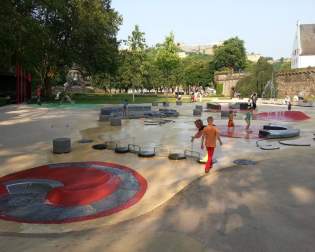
[0,162,148,224]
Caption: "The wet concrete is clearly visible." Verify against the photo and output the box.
[0,101,314,238]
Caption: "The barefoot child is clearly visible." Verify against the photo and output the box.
[228,110,234,128]
[191,119,205,142]
[245,108,253,130]
[201,117,223,173]
[191,119,208,163]
[122,99,128,117]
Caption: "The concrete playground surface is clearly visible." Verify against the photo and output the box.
[0,101,314,251]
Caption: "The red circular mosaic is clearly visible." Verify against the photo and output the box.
[0,162,147,224]
[216,125,261,139]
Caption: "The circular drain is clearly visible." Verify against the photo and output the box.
[92,144,107,150]
[115,146,129,153]
[168,153,186,160]
[0,162,147,224]
[79,139,93,144]
[233,159,257,165]
[138,151,155,158]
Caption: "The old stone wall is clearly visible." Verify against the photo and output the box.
[276,67,315,98]
[214,72,246,97]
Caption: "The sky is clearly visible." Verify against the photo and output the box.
[112,0,315,59]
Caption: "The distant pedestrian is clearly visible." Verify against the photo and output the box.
[288,101,292,111]
[191,93,195,103]
[201,116,223,173]
[245,108,253,130]
[247,99,252,108]
[251,93,257,110]
[123,99,128,117]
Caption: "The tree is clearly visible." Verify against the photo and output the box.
[71,0,122,77]
[155,33,180,92]
[117,25,147,101]
[273,58,291,72]
[1,0,121,96]
[182,54,214,91]
[213,37,247,72]
[236,57,273,97]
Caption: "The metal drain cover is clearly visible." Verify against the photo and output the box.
[79,139,93,144]
[233,159,257,165]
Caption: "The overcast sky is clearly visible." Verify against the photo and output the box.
[112,0,315,59]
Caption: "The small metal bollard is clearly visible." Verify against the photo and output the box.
[53,138,71,154]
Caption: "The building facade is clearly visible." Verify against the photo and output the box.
[276,68,315,98]
[177,42,223,57]
[291,22,315,69]
[214,71,247,97]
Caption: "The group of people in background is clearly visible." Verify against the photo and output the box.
[191,91,203,103]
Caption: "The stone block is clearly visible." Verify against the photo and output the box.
[193,109,202,116]
[53,138,71,154]
[195,105,203,111]
[206,103,221,110]
[99,114,111,121]
[110,118,122,126]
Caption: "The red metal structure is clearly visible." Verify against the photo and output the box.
[15,64,32,104]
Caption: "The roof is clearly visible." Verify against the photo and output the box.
[300,24,315,55]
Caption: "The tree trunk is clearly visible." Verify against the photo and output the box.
[44,75,52,97]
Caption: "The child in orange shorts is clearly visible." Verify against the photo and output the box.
[228,111,234,128]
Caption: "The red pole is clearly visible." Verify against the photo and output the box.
[23,70,26,102]
[15,64,18,104]
[16,64,20,104]
[18,65,22,104]
[27,73,32,100]
[20,66,23,103]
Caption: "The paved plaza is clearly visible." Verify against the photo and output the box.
[0,101,314,251]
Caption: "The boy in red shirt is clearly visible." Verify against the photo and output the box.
[201,116,223,173]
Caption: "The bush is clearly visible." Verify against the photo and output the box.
[0,97,8,106]
[216,83,223,96]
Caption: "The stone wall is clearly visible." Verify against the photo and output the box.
[276,67,315,98]
[214,72,247,97]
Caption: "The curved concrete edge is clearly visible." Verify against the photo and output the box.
[0,139,207,234]
[0,165,202,234]
[0,147,288,235]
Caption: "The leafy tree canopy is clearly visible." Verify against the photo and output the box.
[236,57,273,97]
[155,32,180,83]
[1,0,121,95]
[213,37,247,72]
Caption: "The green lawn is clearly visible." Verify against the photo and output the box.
[70,93,226,104]
[28,93,228,109]
[71,93,183,104]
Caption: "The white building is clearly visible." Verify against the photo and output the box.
[291,22,315,69]
[247,53,262,63]
[177,42,223,57]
